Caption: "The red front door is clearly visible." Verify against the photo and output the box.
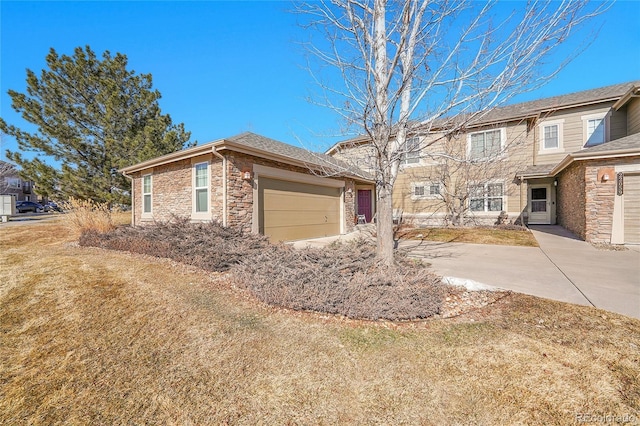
[357,190,372,222]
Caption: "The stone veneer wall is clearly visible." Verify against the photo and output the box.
[557,162,587,239]
[584,156,640,243]
[131,150,358,235]
[133,158,195,225]
[558,155,640,243]
[224,151,357,234]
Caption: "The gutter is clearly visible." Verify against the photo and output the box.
[121,170,135,227]
[211,147,227,227]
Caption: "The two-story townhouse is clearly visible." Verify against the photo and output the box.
[0,160,37,202]
[327,81,640,244]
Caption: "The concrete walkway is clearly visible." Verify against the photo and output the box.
[400,226,640,319]
[292,226,640,319]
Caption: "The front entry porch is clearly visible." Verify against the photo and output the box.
[526,178,557,225]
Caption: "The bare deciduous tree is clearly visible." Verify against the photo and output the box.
[0,160,18,195]
[300,0,607,264]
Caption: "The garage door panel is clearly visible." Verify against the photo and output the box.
[263,210,340,227]
[624,174,640,244]
[260,177,342,241]
[264,190,340,211]
[265,223,339,243]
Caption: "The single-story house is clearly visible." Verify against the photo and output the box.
[120,132,374,241]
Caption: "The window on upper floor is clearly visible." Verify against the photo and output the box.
[142,175,152,215]
[468,129,503,159]
[6,178,21,189]
[539,119,564,152]
[469,182,504,212]
[582,113,608,147]
[402,137,420,165]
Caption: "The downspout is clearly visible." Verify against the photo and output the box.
[121,171,135,227]
[212,147,227,227]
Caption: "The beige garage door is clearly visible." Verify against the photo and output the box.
[624,174,640,244]
[259,177,341,242]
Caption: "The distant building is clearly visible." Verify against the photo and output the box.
[0,160,37,202]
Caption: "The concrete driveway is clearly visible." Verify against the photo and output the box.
[293,225,639,319]
[400,226,640,319]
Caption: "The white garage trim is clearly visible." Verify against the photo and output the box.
[611,164,640,244]
[252,164,346,188]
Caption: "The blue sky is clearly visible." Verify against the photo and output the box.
[1,1,639,164]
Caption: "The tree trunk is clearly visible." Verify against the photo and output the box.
[376,184,394,266]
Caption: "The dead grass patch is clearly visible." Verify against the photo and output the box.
[397,225,539,247]
[81,221,447,320]
[2,219,639,424]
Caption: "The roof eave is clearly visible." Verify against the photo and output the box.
[612,86,640,110]
[215,140,375,182]
[550,148,640,176]
[119,142,219,174]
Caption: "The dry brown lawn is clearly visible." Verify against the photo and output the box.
[1,218,638,425]
[398,226,540,247]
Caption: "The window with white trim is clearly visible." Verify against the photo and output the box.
[142,175,152,215]
[539,119,564,152]
[412,182,441,199]
[469,183,504,212]
[402,137,420,164]
[582,113,607,147]
[468,129,502,159]
[194,162,209,213]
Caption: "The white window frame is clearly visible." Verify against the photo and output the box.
[402,136,421,166]
[192,161,210,219]
[467,128,506,160]
[538,119,564,153]
[142,174,152,217]
[581,112,608,147]
[411,181,442,200]
[468,181,505,213]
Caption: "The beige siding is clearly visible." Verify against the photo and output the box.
[610,107,627,140]
[535,104,615,164]
[392,121,533,222]
[624,173,640,243]
[627,98,640,135]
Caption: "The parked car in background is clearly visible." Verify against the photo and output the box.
[16,201,44,213]
[44,201,63,212]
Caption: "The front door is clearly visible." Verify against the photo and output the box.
[529,184,551,224]
[357,189,372,222]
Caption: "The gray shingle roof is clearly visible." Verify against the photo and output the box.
[518,164,556,177]
[225,132,373,180]
[576,132,640,156]
[469,81,640,126]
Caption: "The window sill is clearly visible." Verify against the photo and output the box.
[191,212,211,221]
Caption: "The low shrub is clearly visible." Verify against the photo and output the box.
[80,218,271,272]
[80,221,446,320]
[236,240,444,320]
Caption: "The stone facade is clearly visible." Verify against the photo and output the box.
[557,162,587,239]
[132,150,358,235]
[557,155,640,243]
[132,157,202,225]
